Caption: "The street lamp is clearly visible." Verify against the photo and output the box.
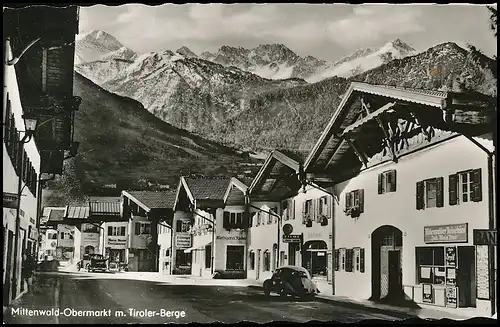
[11,116,38,298]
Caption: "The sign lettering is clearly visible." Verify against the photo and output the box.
[108,237,127,248]
[216,236,246,240]
[283,234,302,243]
[175,234,192,249]
[3,192,19,209]
[473,229,497,246]
[424,223,468,243]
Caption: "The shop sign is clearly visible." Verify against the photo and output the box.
[216,236,246,240]
[282,224,293,236]
[424,223,468,243]
[3,192,19,209]
[108,237,127,248]
[445,286,458,308]
[29,228,38,240]
[473,229,497,246]
[283,234,301,243]
[83,233,99,243]
[175,233,192,249]
[446,267,456,286]
[476,245,490,300]
[422,284,433,303]
[445,246,457,267]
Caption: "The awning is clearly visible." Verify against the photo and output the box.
[184,241,212,253]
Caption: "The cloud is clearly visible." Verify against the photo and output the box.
[326,5,425,47]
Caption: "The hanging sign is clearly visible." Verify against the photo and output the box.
[3,192,19,209]
[283,234,302,243]
[473,229,497,246]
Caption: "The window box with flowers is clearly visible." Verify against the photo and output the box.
[345,189,364,218]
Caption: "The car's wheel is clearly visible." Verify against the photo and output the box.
[279,288,287,298]
[263,287,271,296]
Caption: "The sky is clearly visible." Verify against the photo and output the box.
[78,4,497,61]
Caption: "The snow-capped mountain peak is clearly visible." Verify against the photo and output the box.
[75,29,127,64]
[176,46,197,58]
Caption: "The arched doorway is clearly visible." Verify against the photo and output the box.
[303,240,328,277]
[371,225,403,301]
[84,245,95,255]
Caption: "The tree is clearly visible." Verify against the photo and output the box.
[487,6,497,38]
[380,52,394,64]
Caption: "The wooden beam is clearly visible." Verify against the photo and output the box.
[42,48,47,93]
[344,136,368,167]
[374,115,398,163]
[323,139,347,170]
[360,96,371,116]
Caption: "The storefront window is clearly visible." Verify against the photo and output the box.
[176,250,191,267]
[416,247,445,284]
[263,250,271,271]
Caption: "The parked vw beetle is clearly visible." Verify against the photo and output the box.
[263,266,320,300]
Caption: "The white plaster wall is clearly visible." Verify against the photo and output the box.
[332,135,493,316]
[104,222,129,249]
[129,215,150,249]
[214,205,247,273]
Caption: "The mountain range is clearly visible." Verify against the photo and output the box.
[75,30,496,153]
[45,29,496,202]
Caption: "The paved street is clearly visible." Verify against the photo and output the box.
[4,270,415,324]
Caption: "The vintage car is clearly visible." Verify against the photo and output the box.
[263,266,320,300]
[80,254,105,271]
[88,257,108,273]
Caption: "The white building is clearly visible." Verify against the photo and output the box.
[303,82,496,317]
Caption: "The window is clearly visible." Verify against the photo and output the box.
[256,212,262,226]
[345,189,365,217]
[303,200,313,226]
[267,209,273,224]
[416,247,445,285]
[449,169,482,205]
[263,250,271,271]
[334,250,340,271]
[60,232,65,240]
[108,226,126,236]
[282,200,289,220]
[289,200,295,220]
[223,211,245,229]
[416,178,444,210]
[226,245,244,270]
[345,248,354,272]
[135,222,151,235]
[175,250,191,267]
[83,224,99,233]
[279,250,285,267]
[248,213,255,227]
[205,245,212,269]
[249,250,255,270]
[319,196,328,216]
[271,207,277,224]
[378,170,397,194]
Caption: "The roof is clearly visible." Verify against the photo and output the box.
[223,177,250,203]
[124,190,177,211]
[89,201,121,216]
[182,177,231,201]
[304,81,496,172]
[66,206,90,219]
[48,208,66,222]
[248,150,303,199]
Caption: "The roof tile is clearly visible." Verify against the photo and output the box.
[126,190,177,210]
[89,202,121,216]
[184,177,231,201]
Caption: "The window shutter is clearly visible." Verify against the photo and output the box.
[334,250,339,271]
[223,211,230,228]
[436,177,444,208]
[449,174,459,206]
[358,189,364,213]
[326,195,332,219]
[313,199,319,222]
[377,173,383,194]
[135,222,141,235]
[345,192,351,215]
[472,169,483,202]
[360,248,365,273]
[416,181,425,210]
[108,226,112,235]
[390,170,397,192]
[121,226,126,236]
[292,200,296,219]
[248,212,253,227]
[302,201,306,224]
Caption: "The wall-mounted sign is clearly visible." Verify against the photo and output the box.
[445,286,458,308]
[446,267,456,286]
[445,246,457,267]
[3,192,19,209]
[29,228,38,240]
[282,224,293,236]
[283,234,302,243]
[108,237,127,248]
[175,233,192,249]
[47,240,57,250]
[476,245,490,300]
[424,223,468,243]
[83,233,100,243]
[422,284,433,303]
[216,236,246,240]
[473,229,497,246]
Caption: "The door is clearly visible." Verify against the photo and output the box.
[256,249,261,280]
[4,231,14,303]
[458,246,476,308]
[288,243,296,266]
[388,250,402,296]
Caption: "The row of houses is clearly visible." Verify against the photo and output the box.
[3,6,81,305]
[38,82,497,318]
